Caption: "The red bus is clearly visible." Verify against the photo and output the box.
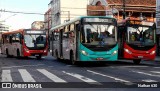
[118,19,156,64]
[1,29,48,59]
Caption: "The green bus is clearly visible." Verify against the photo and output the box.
[49,16,118,64]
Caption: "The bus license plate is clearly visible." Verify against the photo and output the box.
[138,56,143,58]
[35,55,39,56]
[97,58,103,60]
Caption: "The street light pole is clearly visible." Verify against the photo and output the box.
[123,0,126,19]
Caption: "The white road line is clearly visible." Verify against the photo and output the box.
[142,79,158,82]
[62,71,99,84]
[19,69,36,82]
[87,70,130,83]
[154,67,160,68]
[119,66,148,68]
[2,64,45,69]
[1,70,13,82]
[150,71,160,74]
[132,71,160,77]
[37,69,67,83]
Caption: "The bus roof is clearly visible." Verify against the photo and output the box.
[50,16,116,32]
[2,29,46,35]
[2,29,24,35]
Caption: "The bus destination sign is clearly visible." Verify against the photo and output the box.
[84,18,113,23]
[25,31,46,34]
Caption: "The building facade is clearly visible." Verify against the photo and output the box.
[44,0,52,31]
[50,0,88,27]
[31,21,45,30]
[88,0,156,21]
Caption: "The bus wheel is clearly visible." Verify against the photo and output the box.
[17,49,20,58]
[133,59,141,65]
[6,49,10,58]
[55,50,59,60]
[36,55,42,60]
[70,52,76,65]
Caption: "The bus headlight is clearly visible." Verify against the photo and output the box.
[24,48,29,53]
[112,50,118,55]
[150,50,155,55]
[124,48,132,54]
[44,49,47,53]
[81,50,88,56]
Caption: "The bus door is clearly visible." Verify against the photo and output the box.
[75,24,80,60]
[157,34,160,56]
[60,29,63,58]
[50,32,54,56]
[118,26,125,58]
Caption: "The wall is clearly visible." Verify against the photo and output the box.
[51,0,88,27]
[61,0,88,23]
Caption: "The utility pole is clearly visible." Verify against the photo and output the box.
[122,0,126,19]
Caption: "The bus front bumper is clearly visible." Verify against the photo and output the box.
[23,49,48,57]
[79,52,118,61]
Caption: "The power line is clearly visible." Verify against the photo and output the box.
[0,9,45,15]
[0,9,86,16]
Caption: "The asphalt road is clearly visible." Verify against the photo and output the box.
[0,54,160,91]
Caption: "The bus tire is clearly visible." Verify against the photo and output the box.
[36,55,42,60]
[52,50,54,56]
[55,49,59,60]
[133,59,141,65]
[6,49,10,58]
[17,49,20,58]
[70,51,76,65]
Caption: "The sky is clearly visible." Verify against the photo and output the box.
[0,0,50,30]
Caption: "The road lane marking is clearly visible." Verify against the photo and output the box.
[154,67,160,68]
[2,64,45,69]
[87,70,130,83]
[1,70,13,82]
[132,71,160,77]
[150,71,160,74]
[19,69,36,82]
[142,79,158,82]
[37,69,67,83]
[62,71,99,84]
[119,66,148,68]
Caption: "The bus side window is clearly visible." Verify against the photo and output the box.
[15,33,20,43]
[76,24,80,31]
[9,35,12,44]
[2,35,4,44]
[69,31,75,38]
[54,30,59,41]
[50,33,52,41]
[70,24,74,31]
[20,34,23,44]
[64,26,69,39]
[4,35,8,43]
[12,34,15,43]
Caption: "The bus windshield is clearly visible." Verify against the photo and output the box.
[24,33,46,49]
[126,25,155,46]
[81,23,117,46]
